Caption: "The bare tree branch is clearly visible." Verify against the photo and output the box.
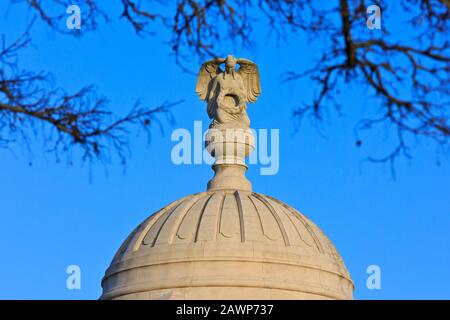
[7,0,450,171]
[0,20,181,166]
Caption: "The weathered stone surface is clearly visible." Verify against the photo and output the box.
[101,191,354,300]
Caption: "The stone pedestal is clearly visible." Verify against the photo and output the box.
[205,128,255,191]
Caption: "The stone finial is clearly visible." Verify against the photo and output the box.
[196,55,261,129]
[196,55,261,191]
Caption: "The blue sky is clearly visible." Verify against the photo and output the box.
[0,2,449,299]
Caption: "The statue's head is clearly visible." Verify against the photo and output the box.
[225,55,237,72]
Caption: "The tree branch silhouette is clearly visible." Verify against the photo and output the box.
[6,0,450,171]
[0,20,180,165]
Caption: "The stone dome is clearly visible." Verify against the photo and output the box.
[101,189,354,300]
[101,57,354,299]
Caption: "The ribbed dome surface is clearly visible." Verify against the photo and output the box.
[111,190,343,258]
[101,190,353,300]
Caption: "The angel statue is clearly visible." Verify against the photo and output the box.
[196,55,261,129]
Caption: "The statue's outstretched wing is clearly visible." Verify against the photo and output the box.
[237,58,261,103]
[196,59,223,101]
